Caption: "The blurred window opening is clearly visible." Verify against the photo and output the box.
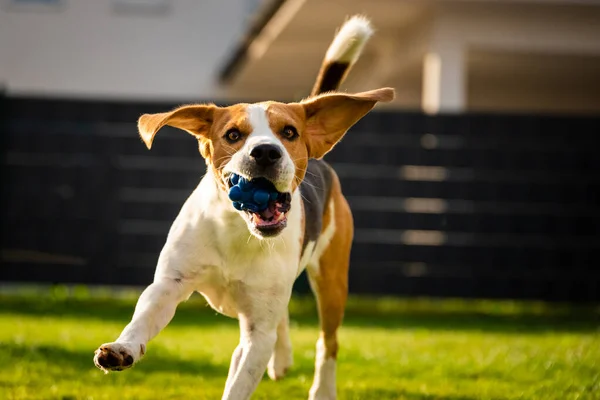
[5,0,64,12]
[112,0,171,15]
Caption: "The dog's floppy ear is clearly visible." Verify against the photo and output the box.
[137,104,216,149]
[301,87,394,159]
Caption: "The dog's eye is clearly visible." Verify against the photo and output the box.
[224,128,242,143]
[281,126,298,141]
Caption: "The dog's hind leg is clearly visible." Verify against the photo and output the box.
[93,277,193,372]
[307,181,353,400]
[267,311,294,380]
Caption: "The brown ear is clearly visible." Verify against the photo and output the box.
[137,104,216,149]
[301,87,395,159]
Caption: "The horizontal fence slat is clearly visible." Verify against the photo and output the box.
[346,196,600,216]
[340,179,599,204]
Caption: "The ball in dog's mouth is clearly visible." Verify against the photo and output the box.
[249,195,291,233]
[227,174,292,236]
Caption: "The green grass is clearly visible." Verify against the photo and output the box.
[0,288,598,399]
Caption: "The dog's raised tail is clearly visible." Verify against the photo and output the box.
[310,15,374,96]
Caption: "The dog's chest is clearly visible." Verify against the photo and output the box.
[194,204,303,318]
[196,239,297,318]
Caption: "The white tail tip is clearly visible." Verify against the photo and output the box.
[325,15,374,64]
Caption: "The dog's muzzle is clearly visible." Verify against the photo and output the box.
[222,141,295,237]
[226,173,292,238]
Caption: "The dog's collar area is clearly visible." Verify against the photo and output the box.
[227,173,292,233]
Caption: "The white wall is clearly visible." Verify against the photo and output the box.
[0,0,250,100]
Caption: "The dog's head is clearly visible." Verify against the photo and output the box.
[138,87,394,238]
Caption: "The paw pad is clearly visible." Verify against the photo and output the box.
[93,344,135,373]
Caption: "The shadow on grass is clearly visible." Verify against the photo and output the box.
[342,387,488,400]
[0,342,228,377]
[338,297,599,333]
[0,294,598,333]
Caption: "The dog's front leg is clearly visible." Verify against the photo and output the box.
[93,277,193,372]
[223,315,278,400]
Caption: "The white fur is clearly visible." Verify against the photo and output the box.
[267,312,294,380]
[309,338,337,400]
[306,200,336,276]
[300,241,316,272]
[96,167,304,400]
[326,15,373,64]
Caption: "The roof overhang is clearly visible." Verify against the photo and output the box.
[218,0,600,113]
[218,0,431,102]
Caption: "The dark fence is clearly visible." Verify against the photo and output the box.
[1,96,599,301]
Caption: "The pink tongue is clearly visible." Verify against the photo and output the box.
[258,202,280,220]
[260,207,275,219]
[254,203,283,226]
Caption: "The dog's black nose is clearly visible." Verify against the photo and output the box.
[250,144,282,167]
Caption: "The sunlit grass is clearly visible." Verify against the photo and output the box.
[0,288,598,399]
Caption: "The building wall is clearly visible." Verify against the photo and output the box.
[467,51,600,114]
[0,0,250,100]
[429,3,600,114]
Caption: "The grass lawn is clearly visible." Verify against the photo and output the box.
[0,288,598,400]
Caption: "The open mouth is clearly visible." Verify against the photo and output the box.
[227,174,291,236]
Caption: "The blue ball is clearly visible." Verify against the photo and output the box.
[240,191,253,202]
[228,175,281,213]
[253,190,269,205]
[239,178,252,192]
[228,185,243,201]
[243,202,259,213]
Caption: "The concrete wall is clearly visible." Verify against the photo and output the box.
[0,0,250,100]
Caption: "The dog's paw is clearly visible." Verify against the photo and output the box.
[309,387,337,400]
[267,348,293,381]
[93,342,144,373]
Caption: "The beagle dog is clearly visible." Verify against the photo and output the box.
[93,15,394,400]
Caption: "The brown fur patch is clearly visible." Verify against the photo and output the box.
[207,104,252,191]
[307,172,353,360]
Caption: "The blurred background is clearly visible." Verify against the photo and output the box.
[1,2,600,399]
[1,0,599,301]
